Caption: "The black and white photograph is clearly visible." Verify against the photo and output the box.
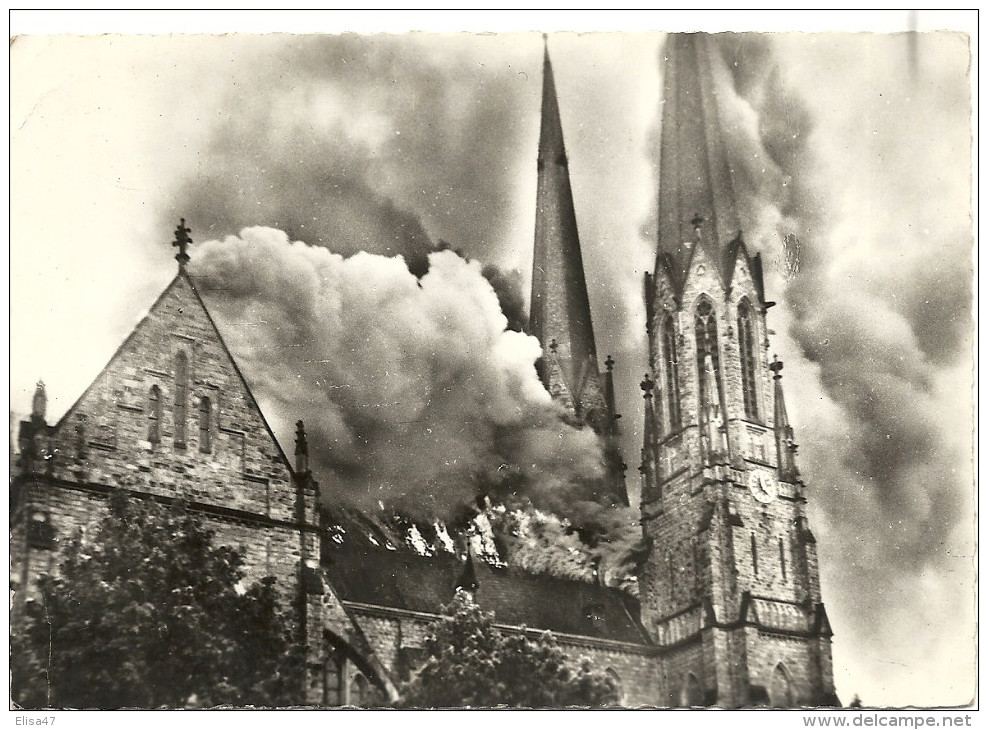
[8,10,976,713]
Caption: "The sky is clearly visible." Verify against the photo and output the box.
[8,11,976,708]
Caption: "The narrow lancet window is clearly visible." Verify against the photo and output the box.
[738,300,759,420]
[751,533,759,576]
[148,385,161,443]
[662,313,682,430]
[779,536,788,581]
[199,396,211,453]
[695,299,720,407]
[174,352,188,446]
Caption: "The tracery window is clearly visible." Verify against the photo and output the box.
[662,313,682,430]
[737,299,759,420]
[694,299,720,407]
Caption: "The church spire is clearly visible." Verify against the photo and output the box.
[656,34,741,280]
[529,36,598,395]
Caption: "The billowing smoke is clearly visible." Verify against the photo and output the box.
[162,34,538,276]
[691,33,974,703]
[190,227,607,526]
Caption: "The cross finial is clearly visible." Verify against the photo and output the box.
[548,338,558,354]
[172,218,193,270]
[769,355,784,379]
[605,354,615,372]
[640,373,654,398]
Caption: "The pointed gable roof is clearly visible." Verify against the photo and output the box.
[49,271,296,517]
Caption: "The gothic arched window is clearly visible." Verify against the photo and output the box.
[737,299,759,420]
[662,313,682,430]
[148,385,161,443]
[174,352,188,446]
[695,298,720,406]
[198,396,211,453]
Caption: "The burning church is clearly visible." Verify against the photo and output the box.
[11,33,840,707]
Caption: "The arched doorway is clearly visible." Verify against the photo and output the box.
[769,663,796,707]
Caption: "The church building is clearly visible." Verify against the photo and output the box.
[10,34,838,708]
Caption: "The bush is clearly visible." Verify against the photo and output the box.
[399,592,618,708]
[11,491,302,708]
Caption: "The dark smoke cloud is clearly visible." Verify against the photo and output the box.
[163,34,536,275]
[481,264,527,332]
[696,32,973,701]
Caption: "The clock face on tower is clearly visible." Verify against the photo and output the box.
[748,470,778,504]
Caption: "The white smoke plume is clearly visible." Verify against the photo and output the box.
[190,227,606,524]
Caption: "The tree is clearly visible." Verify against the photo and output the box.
[399,592,618,708]
[11,491,302,709]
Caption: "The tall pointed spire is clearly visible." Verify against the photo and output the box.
[656,34,741,279]
[529,36,598,395]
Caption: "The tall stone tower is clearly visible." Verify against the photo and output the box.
[638,34,838,707]
[529,38,627,506]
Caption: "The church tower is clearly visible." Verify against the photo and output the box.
[529,38,627,506]
[639,34,838,707]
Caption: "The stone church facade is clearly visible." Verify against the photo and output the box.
[10,34,838,708]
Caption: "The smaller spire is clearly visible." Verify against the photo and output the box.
[172,218,193,271]
[640,376,659,499]
[31,380,47,422]
[771,356,800,480]
[295,419,309,474]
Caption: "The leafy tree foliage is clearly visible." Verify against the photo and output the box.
[11,491,302,708]
[399,592,618,707]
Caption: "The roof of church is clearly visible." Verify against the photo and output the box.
[322,541,650,645]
